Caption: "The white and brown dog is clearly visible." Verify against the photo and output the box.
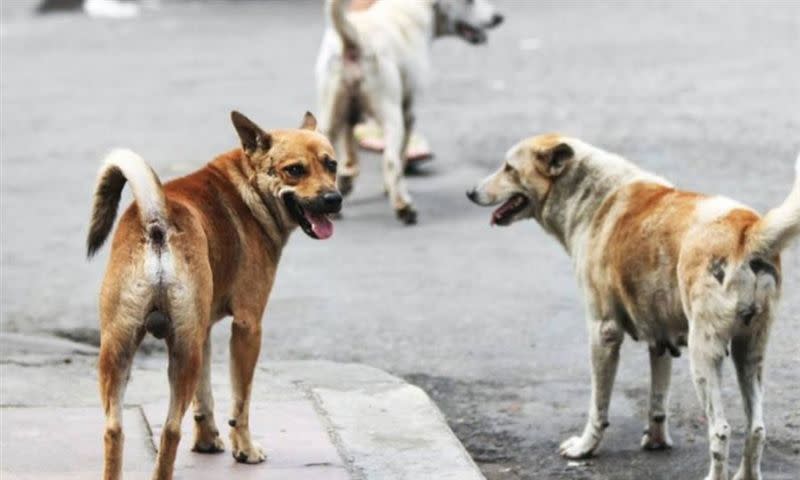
[468,134,800,480]
[316,0,503,224]
[87,111,341,480]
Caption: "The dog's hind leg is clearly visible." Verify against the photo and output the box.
[689,319,731,480]
[399,99,414,167]
[731,327,770,480]
[98,320,144,480]
[323,113,358,198]
[228,312,267,464]
[319,82,359,198]
[152,328,205,480]
[378,98,416,224]
[641,347,673,450]
[560,317,623,459]
[191,333,224,454]
[340,122,360,197]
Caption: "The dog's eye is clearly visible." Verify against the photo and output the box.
[284,164,306,177]
[324,158,338,173]
[504,163,514,173]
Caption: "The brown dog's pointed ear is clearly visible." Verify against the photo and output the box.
[300,111,317,131]
[537,142,574,176]
[231,111,271,154]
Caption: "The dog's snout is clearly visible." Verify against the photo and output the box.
[466,189,479,203]
[323,191,343,210]
[490,13,504,27]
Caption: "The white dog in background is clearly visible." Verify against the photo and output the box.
[315,0,503,224]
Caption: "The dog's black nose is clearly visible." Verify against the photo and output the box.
[491,13,504,27]
[323,191,343,209]
[466,189,478,202]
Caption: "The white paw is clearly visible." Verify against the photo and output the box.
[641,430,673,450]
[83,0,140,18]
[732,469,760,480]
[559,435,597,459]
[703,473,728,480]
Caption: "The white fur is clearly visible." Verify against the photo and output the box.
[83,0,140,19]
[570,139,673,189]
[695,196,752,224]
[144,248,175,285]
[316,0,501,217]
[749,151,800,254]
[316,0,439,116]
[100,148,165,225]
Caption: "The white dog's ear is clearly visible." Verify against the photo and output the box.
[300,111,317,131]
[537,142,574,176]
[231,110,272,154]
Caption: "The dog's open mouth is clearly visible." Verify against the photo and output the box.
[491,194,529,226]
[456,21,487,44]
[283,193,334,240]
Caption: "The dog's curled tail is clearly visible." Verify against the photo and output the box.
[86,148,167,258]
[748,152,800,256]
[326,0,361,57]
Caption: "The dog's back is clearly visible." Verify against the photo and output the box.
[88,149,279,343]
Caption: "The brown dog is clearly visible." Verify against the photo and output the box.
[87,111,341,480]
[468,135,799,480]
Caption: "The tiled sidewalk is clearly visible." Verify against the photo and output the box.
[0,333,484,480]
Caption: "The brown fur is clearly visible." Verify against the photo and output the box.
[90,112,339,480]
[594,183,700,333]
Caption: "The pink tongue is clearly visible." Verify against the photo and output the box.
[306,212,334,239]
[491,200,514,225]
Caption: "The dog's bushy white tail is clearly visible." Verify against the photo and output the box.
[748,153,800,256]
[87,149,166,257]
[326,0,360,54]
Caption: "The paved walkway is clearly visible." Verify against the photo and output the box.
[0,333,484,480]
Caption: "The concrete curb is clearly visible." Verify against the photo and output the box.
[269,362,485,480]
[0,334,485,480]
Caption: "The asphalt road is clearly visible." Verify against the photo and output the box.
[2,1,799,479]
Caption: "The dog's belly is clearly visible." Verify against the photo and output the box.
[588,264,689,348]
[612,275,688,345]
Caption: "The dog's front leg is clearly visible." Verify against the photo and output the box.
[191,333,224,454]
[689,323,731,480]
[560,318,623,459]
[731,332,769,480]
[228,317,266,464]
[641,347,673,450]
[378,98,416,224]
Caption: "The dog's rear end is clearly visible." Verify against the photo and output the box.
[678,154,800,480]
[316,0,503,224]
[89,149,211,480]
